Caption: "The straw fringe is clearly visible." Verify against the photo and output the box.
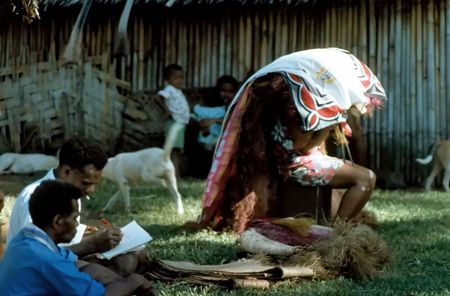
[314,220,390,279]
[245,220,390,280]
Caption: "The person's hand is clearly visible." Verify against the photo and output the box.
[199,118,215,128]
[85,225,99,235]
[90,227,123,252]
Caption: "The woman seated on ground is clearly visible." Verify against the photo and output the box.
[193,48,387,233]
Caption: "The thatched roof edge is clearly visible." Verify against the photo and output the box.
[39,0,345,8]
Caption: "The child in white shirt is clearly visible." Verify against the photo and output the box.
[158,64,190,150]
[158,64,190,177]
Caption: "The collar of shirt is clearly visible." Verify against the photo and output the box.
[23,224,59,254]
[45,168,57,180]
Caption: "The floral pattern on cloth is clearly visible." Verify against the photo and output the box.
[271,119,344,186]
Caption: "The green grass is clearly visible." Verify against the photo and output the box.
[3,177,450,295]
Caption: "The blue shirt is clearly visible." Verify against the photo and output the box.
[0,225,106,296]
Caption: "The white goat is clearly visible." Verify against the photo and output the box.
[101,122,184,214]
[0,153,58,174]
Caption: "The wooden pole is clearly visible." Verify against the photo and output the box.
[62,0,93,66]
[114,0,134,56]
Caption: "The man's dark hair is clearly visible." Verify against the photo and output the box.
[216,75,239,91]
[58,138,108,171]
[29,180,82,229]
[163,64,183,80]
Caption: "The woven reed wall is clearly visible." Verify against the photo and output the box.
[0,0,449,184]
[0,56,127,154]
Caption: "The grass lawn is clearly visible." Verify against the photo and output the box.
[2,175,450,295]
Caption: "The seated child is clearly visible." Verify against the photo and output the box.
[192,75,239,151]
[192,104,226,151]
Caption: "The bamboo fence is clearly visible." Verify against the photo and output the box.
[0,0,449,185]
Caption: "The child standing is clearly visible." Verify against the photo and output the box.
[158,64,190,177]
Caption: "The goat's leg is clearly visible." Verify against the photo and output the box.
[442,165,450,192]
[102,191,121,212]
[424,162,442,191]
[164,171,184,215]
[118,182,132,213]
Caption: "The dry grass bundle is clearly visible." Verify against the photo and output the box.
[350,210,379,229]
[249,250,332,280]
[244,219,389,280]
[284,250,333,279]
[8,0,40,23]
[314,220,390,279]
[332,125,349,145]
[272,217,315,237]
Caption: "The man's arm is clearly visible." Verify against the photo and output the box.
[199,118,223,127]
[69,227,123,257]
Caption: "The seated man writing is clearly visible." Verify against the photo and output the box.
[0,180,155,295]
[7,138,149,276]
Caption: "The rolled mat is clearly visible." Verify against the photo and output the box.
[145,258,314,288]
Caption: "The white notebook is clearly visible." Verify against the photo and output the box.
[96,220,153,260]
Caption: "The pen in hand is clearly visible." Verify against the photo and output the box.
[98,218,123,250]
[101,218,112,228]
